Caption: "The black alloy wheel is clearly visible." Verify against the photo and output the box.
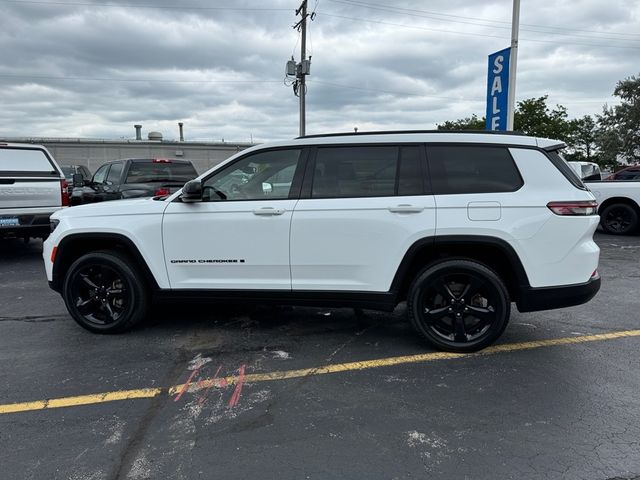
[63,251,148,333]
[407,259,510,352]
[600,203,638,235]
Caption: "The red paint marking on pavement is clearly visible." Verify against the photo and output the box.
[174,368,200,402]
[197,365,223,406]
[228,365,246,407]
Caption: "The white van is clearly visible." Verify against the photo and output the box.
[0,143,68,240]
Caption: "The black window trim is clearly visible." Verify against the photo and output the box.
[182,146,310,203]
[425,142,525,195]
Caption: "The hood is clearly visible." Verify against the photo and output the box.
[52,197,168,220]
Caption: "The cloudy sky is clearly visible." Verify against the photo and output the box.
[0,0,638,143]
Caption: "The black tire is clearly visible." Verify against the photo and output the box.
[62,250,149,333]
[407,259,510,353]
[600,203,638,235]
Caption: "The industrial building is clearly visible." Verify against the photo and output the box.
[0,124,254,174]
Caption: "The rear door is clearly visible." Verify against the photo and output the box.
[290,144,436,292]
[0,146,62,211]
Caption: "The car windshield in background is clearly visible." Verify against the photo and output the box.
[125,161,197,184]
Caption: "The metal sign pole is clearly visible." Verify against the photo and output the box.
[507,0,520,130]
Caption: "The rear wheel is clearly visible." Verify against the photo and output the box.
[407,259,510,352]
[62,251,149,333]
[600,203,638,235]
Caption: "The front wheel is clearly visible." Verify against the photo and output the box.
[407,259,510,353]
[600,203,638,235]
[62,251,149,333]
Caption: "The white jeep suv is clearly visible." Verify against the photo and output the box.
[43,131,601,352]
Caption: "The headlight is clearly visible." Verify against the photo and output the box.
[50,219,60,232]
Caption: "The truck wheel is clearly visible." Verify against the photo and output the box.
[600,203,638,235]
[62,251,149,333]
[407,259,510,353]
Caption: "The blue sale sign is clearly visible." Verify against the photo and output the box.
[486,47,511,131]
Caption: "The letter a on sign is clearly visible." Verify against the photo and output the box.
[486,47,511,131]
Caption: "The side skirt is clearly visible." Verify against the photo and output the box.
[154,289,398,312]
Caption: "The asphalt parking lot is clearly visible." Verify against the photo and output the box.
[1,233,640,480]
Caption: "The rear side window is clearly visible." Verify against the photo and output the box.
[427,145,523,195]
[311,146,398,198]
[0,148,58,175]
[397,146,424,196]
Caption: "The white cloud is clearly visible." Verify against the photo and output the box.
[0,0,637,142]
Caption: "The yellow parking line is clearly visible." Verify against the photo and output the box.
[2,329,640,416]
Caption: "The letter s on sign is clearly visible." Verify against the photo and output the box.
[493,55,504,74]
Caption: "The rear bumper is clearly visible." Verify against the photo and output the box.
[0,213,53,238]
[517,275,601,313]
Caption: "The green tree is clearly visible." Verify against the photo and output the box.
[564,115,598,162]
[514,96,574,141]
[597,74,640,165]
[436,114,485,131]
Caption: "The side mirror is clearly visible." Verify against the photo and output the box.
[181,179,203,203]
[72,173,84,188]
[262,182,273,194]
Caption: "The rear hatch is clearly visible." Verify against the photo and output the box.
[0,146,63,212]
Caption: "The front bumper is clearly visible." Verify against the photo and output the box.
[516,275,601,313]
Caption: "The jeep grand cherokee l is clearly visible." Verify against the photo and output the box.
[43,131,601,352]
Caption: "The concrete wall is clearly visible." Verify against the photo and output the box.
[0,138,254,174]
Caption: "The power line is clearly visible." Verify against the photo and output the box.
[318,12,640,50]
[326,0,640,39]
[0,0,290,11]
[0,73,283,83]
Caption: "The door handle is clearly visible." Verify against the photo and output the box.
[388,204,424,213]
[252,207,285,216]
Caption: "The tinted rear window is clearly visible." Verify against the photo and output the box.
[125,161,197,183]
[427,145,523,195]
[311,146,398,198]
[0,148,58,175]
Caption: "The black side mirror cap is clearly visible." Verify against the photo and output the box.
[181,179,203,203]
[72,173,84,188]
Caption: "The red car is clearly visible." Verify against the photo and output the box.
[605,165,640,180]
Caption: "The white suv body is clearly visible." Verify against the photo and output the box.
[43,132,600,352]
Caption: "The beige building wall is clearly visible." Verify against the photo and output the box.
[0,138,254,174]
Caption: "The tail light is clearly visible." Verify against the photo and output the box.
[154,187,170,196]
[547,201,597,216]
[60,180,69,207]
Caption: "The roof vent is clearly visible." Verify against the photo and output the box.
[148,131,163,141]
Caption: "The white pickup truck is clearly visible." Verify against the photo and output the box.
[0,143,68,240]
[585,180,640,235]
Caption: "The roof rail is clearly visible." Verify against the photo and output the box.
[296,129,526,139]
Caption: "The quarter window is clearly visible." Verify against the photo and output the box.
[202,149,302,201]
[428,145,523,195]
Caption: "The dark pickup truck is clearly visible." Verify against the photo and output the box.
[70,158,198,206]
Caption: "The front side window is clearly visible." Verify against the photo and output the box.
[202,149,302,201]
[428,145,523,195]
[311,146,398,198]
[92,164,110,184]
[106,162,123,185]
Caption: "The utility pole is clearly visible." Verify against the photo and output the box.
[287,1,312,137]
[507,0,520,130]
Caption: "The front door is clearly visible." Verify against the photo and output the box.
[162,148,305,290]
